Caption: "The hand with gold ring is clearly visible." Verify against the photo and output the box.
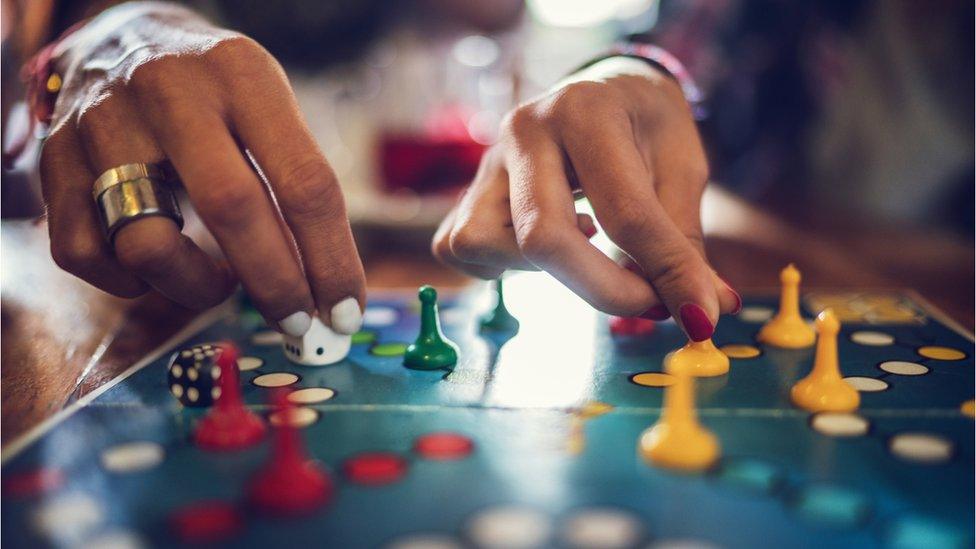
[38,2,365,338]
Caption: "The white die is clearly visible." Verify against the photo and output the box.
[281,317,351,366]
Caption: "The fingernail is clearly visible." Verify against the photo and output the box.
[719,276,742,314]
[583,225,598,238]
[640,304,671,320]
[330,297,363,335]
[678,303,714,342]
[278,311,312,337]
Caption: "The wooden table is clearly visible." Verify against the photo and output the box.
[2,187,972,447]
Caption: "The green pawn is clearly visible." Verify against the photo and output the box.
[403,285,459,370]
[480,278,519,333]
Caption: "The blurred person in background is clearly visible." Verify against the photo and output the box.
[1,0,971,343]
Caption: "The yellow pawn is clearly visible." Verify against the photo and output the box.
[667,339,730,377]
[791,309,860,412]
[758,264,816,348]
[639,370,721,472]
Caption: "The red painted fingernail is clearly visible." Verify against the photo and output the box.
[583,225,598,238]
[679,303,714,342]
[640,304,671,320]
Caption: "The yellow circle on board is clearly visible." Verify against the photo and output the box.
[631,372,676,387]
[961,400,975,418]
[917,346,966,361]
[578,401,614,419]
[720,344,761,359]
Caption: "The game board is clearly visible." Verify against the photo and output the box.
[2,273,973,549]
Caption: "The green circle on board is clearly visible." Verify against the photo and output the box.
[793,485,870,527]
[352,331,377,345]
[717,458,783,494]
[371,342,409,357]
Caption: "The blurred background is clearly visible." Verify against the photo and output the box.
[2,0,973,252]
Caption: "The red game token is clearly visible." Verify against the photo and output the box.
[194,343,266,451]
[1,468,64,498]
[413,432,474,460]
[342,452,408,485]
[609,316,656,337]
[169,501,242,544]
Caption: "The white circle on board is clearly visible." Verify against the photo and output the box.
[879,361,929,376]
[811,413,870,437]
[251,331,283,346]
[288,387,336,404]
[364,306,399,327]
[269,407,319,428]
[101,442,165,473]
[889,433,953,464]
[850,331,895,346]
[562,508,643,549]
[385,533,462,549]
[738,306,774,323]
[844,376,889,392]
[32,493,104,542]
[646,540,720,549]
[466,505,552,549]
[253,372,299,388]
[84,529,146,549]
[237,356,264,371]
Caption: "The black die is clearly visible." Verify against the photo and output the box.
[167,343,224,407]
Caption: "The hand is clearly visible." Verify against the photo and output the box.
[432,57,740,340]
[40,3,365,336]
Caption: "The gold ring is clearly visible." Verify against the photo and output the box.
[93,163,183,243]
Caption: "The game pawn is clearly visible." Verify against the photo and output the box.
[758,264,816,348]
[667,339,730,377]
[404,285,459,370]
[247,389,333,515]
[480,278,519,333]
[791,309,860,413]
[639,368,720,472]
[193,343,266,451]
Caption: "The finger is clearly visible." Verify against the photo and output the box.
[505,125,660,315]
[230,81,366,335]
[149,107,315,335]
[74,98,234,310]
[39,125,148,297]
[576,213,598,239]
[562,116,719,340]
[449,159,537,271]
[432,207,505,280]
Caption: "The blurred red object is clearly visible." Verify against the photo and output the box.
[380,134,485,195]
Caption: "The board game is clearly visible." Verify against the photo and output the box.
[2,273,973,549]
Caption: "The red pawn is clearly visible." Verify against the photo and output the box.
[193,342,266,451]
[608,316,656,337]
[246,389,333,515]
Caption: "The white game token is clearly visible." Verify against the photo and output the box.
[364,306,399,327]
[269,407,319,428]
[237,356,264,371]
[252,372,300,388]
[386,533,462,549]
[288,387,336,404]
[562,508,643,548]
[738,306,774,323]
[811,413,870,437]
[879,361,929,376]
[101,442,165,473]
[889,433,953,464]
[849,331,895,346]
[466,505,552,548]
[844,376,889,392]
[251,331,283,346]
[32,493,104,542]
[282,317,351,366]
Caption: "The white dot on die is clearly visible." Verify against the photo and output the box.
[844,376,888,392]
[101,442,165,473]
[889,433,953,464]
[211,387,222,400]
[850,331,895,346]
[466,505,552,549]
[170,385,184,398]
[211,366,221,379]
[561,507,643,549]
[187,387,199,402]
[811,413,870,437]
[879,361,929,376]
[170,365,183,378]
[187,368,198,381]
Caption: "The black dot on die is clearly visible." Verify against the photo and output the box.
[316,347,324,355]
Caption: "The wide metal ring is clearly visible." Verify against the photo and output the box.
[92,162,175,200]
[95,176,184,243]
